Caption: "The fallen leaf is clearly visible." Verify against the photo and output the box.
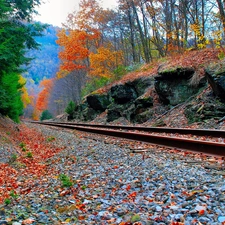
[126,184,131,191]
[22,218,35,224]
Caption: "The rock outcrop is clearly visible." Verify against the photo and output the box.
[106,77,154,123]
[69,64,225,124]
[155,67,206,105]
[86,94,110,111]
[205,68,225,102]
[185,98,225,123]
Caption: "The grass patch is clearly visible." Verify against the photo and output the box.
[59,174,73,188]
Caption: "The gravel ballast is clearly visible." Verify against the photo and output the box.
[0,123,225,225]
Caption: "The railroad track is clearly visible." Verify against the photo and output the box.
[30,121,225,157]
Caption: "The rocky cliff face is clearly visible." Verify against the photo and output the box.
[205,68,225,101]
[155,67,206,105]
[71,64,225,125]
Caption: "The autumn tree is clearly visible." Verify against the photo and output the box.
[56,29,99,73]
[19,75,31,109]
[53,0,107,114]
[35,79,53,115]
[90,44,124,78]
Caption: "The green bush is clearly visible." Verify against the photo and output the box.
[113,65,127,80]
[81,76,110,97]
[4,198,11,205]
[40,110,53,121]
[19,142,26,148]
[26,152,33,158]
[9,153,17,163]
[65,101,76,120]
[59,174,73,187]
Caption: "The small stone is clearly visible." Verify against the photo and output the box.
[199,216,210,223]
[0,210,5,216]
[0,221,7,225]
[98,211,112,220]
[189,210,198,215]
[156,205,162,211]
[169,205,179,210]
[12,222,22,225]
[195,205,206,211]
[116,209,126,216]
[218,216,225,223]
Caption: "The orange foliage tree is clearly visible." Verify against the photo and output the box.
[56,29,100,76]
[89,44,124,78]
[56,0,104,79]
[75,0,102,30]
[35,79,53,118]
[64,0,102,31]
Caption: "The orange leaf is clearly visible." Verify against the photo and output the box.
[76,203,86,211]
[22,218,35,224]
[128,191,137,201]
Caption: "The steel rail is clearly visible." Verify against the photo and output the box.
[33,121,225,138]
[31,121,225,157]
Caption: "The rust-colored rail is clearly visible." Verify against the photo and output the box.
[36,121,225,138]
[30,121,225,157]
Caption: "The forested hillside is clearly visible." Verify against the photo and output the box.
[36,0,225,121]
[24,25,60,85]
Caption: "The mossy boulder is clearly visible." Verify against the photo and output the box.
[158,66,194,78]
[155,67,206,105]
[73,100,100,121]
[127,96,154,123]
[106,95,154,123]
[86,94,110,111]
[127,77,153,96]
[82,107,99,121]
[134,96,153,108]
[107,102,132,122]
[107,109,122,122]
[110,84,137,104]
[72,101,88,120]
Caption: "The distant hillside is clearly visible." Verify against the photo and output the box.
[23,25,60,90]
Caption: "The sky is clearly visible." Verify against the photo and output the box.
[34,0,118,27]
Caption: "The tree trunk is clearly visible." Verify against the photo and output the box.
[216,0,225,34]
[130,0,151,63]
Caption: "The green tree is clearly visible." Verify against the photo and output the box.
[40,110,53,121]
[65,101,76,120]
[0,0,47,122]
[0,72,24,123]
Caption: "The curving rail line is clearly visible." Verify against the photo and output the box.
[46,122,225,138]
[30,121,225,157]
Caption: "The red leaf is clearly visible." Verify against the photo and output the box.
[125,184,131,191]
